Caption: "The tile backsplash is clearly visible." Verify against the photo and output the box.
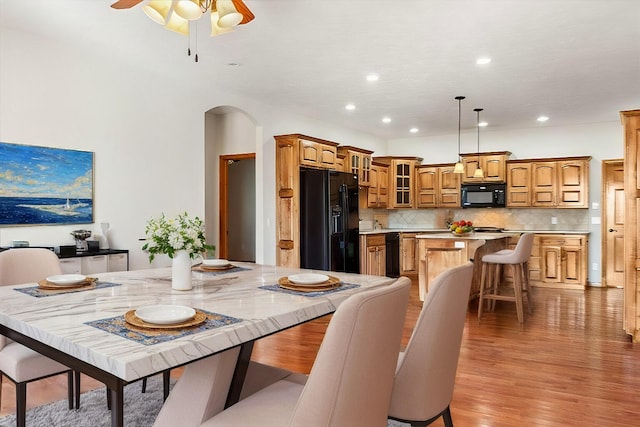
[360,208,590,231]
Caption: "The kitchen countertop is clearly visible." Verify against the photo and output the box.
[416,232,515,240]
[360,228,590,235]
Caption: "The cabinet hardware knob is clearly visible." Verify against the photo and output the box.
[608,228,616,232]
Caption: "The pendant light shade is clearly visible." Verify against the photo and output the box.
[454,96,465,174]
[142,0,171,24]
[174,0,204,20]
[473,108,484,179]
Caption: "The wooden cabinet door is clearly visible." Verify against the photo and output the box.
[562,246,582,284]
[439,166,461,207]
[361,155,372,186]
[400,234,417,275]
[390,160,414,208]
[416,167,438,208]
[378,166,388,208]
[507,162,531,207]
[483,154,507,182]
[367,165,379,208]
[365,246,379,276]
[557,159,588,208]
[532,161,557,207]
[347,152,361,179]
[462,156,482,183]
[541,245,562,283]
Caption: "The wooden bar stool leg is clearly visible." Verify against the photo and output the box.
[478,261,487,320]
[514,264,525,323]
[523,261,533,314]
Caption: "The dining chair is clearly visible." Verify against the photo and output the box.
[0,248,75,426]
[167,276,410,427]
[387,262,473,427]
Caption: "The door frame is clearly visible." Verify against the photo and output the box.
[219,152,256,260]
[601,159,624,288]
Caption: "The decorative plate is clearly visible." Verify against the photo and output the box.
[124,309,206,330]
[202,259,230,267]
[287,273,330,285]
[45,274,87,286]
[134,305,196,325]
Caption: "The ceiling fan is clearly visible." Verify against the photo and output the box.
[110,0,255,27]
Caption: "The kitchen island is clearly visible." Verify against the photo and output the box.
[416,232,516,300]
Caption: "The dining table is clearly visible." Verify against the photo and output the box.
[0,262,396,427]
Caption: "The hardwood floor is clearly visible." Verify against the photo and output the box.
[2,279,640,426]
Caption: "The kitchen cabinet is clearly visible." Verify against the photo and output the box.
[58,250,129,275]
[416,164,460,208]
[335,152,345,171]
[504,234,587,289]
[360,234,386,276]
[506,162,531,207]
[507,156,591,208]
[367,161,388,208]
[275,134,341,267]
[621,109,640,342]
[400,232,418,275]
[460,151,511,183]
[337,146,373,187]
[375,156,422,209]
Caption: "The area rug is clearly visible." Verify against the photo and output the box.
[0,376,171,427]
[0,376,410,427]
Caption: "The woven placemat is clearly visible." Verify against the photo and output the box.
[259,282,360,297]
[15,281,122,298]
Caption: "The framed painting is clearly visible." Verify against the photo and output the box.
[0,142,94,226]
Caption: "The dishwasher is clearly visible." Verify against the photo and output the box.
[385,232,400,278]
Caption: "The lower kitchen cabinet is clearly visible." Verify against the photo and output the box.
[360,234,386,276]
[58,250,129,275]
[400,233,418,276]
[505,234,587,289]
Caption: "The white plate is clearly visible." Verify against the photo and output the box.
[46,274,87,286]
[135,305,196,325]
[202,259,230,267]
[288,273,330,285]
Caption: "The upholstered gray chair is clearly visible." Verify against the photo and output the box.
[184,276,411,427]
[387,262,473,427]
[0,248,75,426]
[478,232,534,323]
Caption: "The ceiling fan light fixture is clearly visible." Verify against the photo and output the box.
[165,11,190,35]
[216,0,243,28]
[174,0,204,20]
[142,0,172,25]
[210,10,234,36]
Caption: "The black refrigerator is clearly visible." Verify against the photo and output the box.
[300,167,359,273]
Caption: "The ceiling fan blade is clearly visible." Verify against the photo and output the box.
[110,0,144,9]
[231,0,255,25]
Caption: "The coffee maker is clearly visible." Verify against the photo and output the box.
[71,229,92,252]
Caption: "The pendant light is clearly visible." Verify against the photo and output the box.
[453,96,465,174]
[473,108,484,179]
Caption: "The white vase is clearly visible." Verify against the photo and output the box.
[172,250,193,291]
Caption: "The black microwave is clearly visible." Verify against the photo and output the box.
[461,183,506,208]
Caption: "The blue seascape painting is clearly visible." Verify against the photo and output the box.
[0,142,94,226]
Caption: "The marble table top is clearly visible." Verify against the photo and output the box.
[0,263,395,382]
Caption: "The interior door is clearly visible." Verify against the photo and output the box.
[603,160,625,287]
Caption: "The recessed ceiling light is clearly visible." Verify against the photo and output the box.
[382,117,391,123]
[345,103,356,111]
[409,127,419,134]
[476,57,491,65]
[227,62,241,67]
[366,73,379,82]
[537,115,549,122]
[478,121,488,127]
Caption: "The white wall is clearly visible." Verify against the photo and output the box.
[0,26,385,269]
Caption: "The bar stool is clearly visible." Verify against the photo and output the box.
[478,233,534,323]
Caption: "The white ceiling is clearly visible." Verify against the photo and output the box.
[2,0,639,140]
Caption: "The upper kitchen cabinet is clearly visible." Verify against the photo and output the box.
[367,160,389,209]
[460,151,511,183]
[375,156,423,209]
[416,163,460,208]
[274,134,341,268]
[296,135,339,169]
[337,146,373,187]
[508,156,591,208]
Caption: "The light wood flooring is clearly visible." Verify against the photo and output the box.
[2,279,640,426]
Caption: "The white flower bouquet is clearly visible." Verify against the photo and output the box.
[142,212,214,262]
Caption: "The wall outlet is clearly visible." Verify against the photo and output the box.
[551,216,557,225]
[592,263,598,271]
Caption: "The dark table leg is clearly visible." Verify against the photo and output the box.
[224,341,254,408]
[109,386,124,427]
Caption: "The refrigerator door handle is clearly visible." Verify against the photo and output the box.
[340,183,349,237]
